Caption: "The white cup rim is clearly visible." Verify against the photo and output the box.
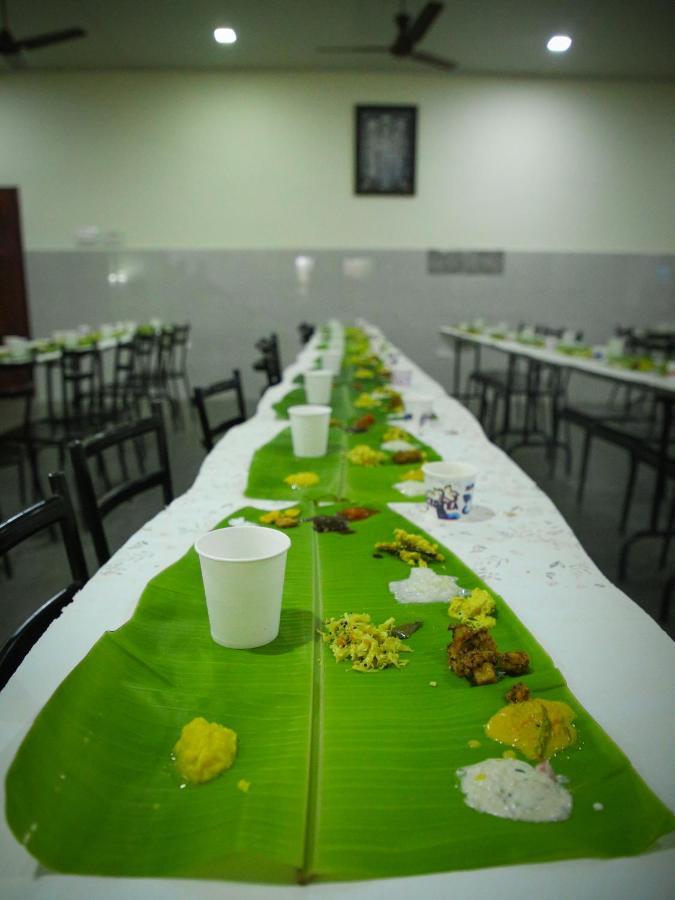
[195,525,291,564]
[288,404,331,417]
[304,370,333,379]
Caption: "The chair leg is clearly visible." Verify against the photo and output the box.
[619,455,639,535]
[17,458,27,505]
[576,430,594,506]
[658,494,675,569]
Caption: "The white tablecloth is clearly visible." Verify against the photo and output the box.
[1,325,673,900]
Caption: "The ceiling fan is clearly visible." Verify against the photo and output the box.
[0,0,86,67]
[318,1,456,72]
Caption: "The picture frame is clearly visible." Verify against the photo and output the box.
[354,105,417,196]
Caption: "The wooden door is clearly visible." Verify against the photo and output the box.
[0,187,31,388]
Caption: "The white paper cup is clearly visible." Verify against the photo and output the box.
[321,350,342,375]
[195,526,291,649]
[304,370,333,405]
[405,393,433,421]
[288,404,331,457]
[422,461,477,520]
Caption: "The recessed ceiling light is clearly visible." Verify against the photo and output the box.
[547,34,572,53]
[214,27,237,45]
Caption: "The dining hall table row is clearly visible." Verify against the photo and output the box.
[439,324,675,397]
[0,322,673,900]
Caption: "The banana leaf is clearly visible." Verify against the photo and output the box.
[6,503,674,882]
[249,387,437,504]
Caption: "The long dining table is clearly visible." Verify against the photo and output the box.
[439,324,675,398]
[1,322,673,899]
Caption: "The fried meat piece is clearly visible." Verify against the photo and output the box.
[497,651,530,675]
[447,624,529,686]
[505,682,531,703]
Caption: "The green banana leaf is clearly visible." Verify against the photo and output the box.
[6,503,674,882]
[251,386,437,503]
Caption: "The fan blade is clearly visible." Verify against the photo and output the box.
[406,2,443,46]
[409,50,456,71]
[317,45,389,54]
[19,27,85,51]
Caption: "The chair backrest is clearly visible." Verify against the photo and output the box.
[133,332,158,385]
[68,401,173,566]
[298,322,315,345]
[168,323,191,376]
[60,346,102,425]
[155,326,175,379]
[193,369,247,452]
[0,471,88,690]
[252,333,282,388]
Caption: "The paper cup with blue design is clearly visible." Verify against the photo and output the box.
[422,461,477,520]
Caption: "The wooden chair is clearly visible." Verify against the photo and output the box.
[68,401,174,566]
[193,369,247,452]
[0,471,88,690]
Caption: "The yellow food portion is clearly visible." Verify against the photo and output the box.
[353,392,380,409]
[448,588,497,629]
[383,426,412,442]
[284,472,320,488]
[259,508,300,527]
[346,444,388,467]
[401,468,424,482]
[321,612,411,672]
[173,717,238,784]
[237,779,251,793]
[375,528,445,567]
[354,367,375,379]
[486,699,577,761]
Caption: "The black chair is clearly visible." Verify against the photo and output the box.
[32,346,106,467]
[165,323,192,402]
[68,401,174,566]
[0,379,43,503]
[193,370,247,452]
[252,333,282,392]
[100,338,138,422]
[0,471,88,690]
[298,322,315,345]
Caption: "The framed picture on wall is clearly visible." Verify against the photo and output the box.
[354,105,417,196]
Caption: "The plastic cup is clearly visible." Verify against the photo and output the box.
[405,393,433,422]
[288,404,331,457]
[321,350,342,375]
[304,370,333,405]
[422,461,477,520]
[195,525,291,649]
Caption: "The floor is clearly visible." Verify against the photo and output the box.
[1,394,674,653]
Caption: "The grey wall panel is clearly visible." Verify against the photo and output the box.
[24,249,674,408]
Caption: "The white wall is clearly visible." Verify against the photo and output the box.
[1,71,674,253]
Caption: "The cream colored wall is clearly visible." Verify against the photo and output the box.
[1,71,674,253]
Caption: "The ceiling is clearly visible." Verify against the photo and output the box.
[2,0,674,80]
